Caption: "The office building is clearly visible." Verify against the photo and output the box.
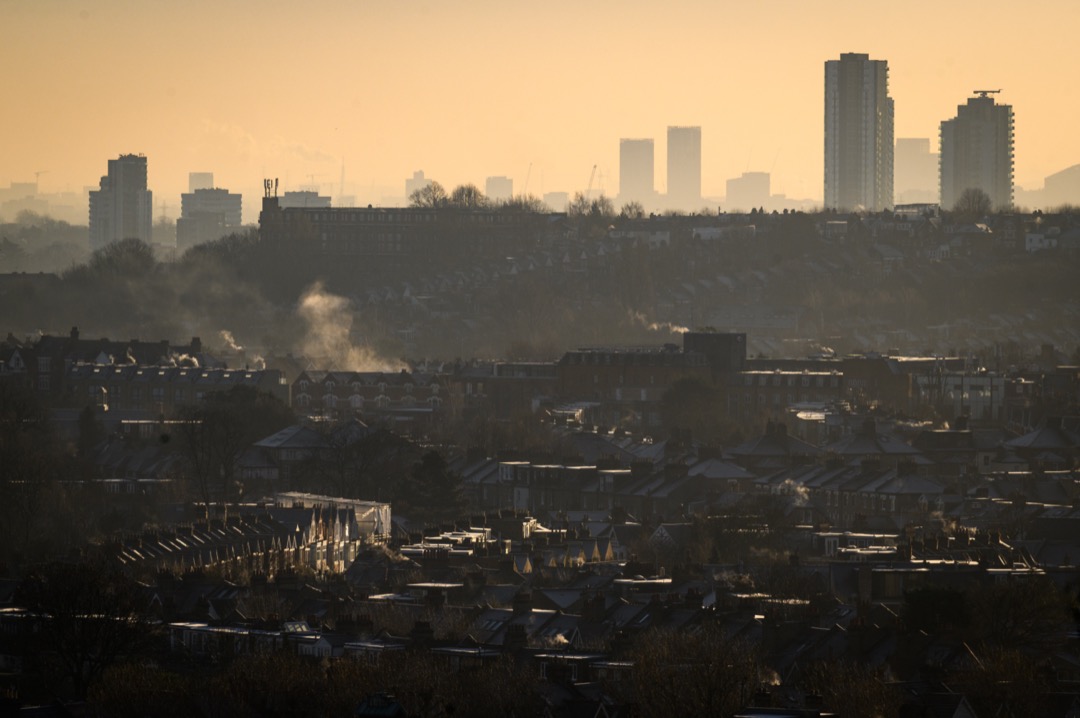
[619,138,655,206]
[485,176,513,203]
[405,171,432,201]
[88,154,153,251]
[824,53,894,211]
[176,187,243,252]
[939,92,1014,211]
[667,126,701,210]
[188,172,214,193]
[725,172,770,212]
[894,138,939,205]
[543,192,569,212]
[279,190,331,209]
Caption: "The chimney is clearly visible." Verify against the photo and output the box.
[410,620,434,647]
[512,591,532,616]
[70,326,79,340]
[504,623,527,652]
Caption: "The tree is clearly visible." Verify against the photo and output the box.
[408,180,448,208]
[299,424,418,501]
[620,200,646,220]
[17,559,153,699]
[87,237,157,277]
[952,187,992,221]
[405,450,466,524]
[176,386,295,512]
[799,659,902,718]
[497,194,548,213]
[0,380,59,567]
[618,624,762,717]
[448,183,489,209]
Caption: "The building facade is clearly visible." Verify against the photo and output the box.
[894,138,939,205]
[618,138,655,207]
[725,172,770,212]
[939,92,1014,211]
[824,53,894,212]
[666,126,701,211]
[177,187,243,252]
[88,154,153,250]
[485,176,513,203]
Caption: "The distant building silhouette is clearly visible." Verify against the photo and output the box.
[1041,164,1080,208]
[619,138,655,207]
[176,187,243,252]
[405,170,432,200]
[666,126,701,210]
[88,154,153,250]
[939,92,1014,211]
[543,191,569,212]
[188,172,214,193]
[279,190,331,209]
[894,138,938,205]
[725,172,770,212]
[824,53,894,211]
[485,176,513,203]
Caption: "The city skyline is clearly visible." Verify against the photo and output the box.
[3,0,1079,219]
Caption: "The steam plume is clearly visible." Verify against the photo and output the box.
[628,309,689,335]
[219,329,243,353]
[297,281,404,372]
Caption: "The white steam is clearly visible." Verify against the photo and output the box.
[779,478,810,507]
[297,282,405,372]
[628,309,689,335]
[219,329,243,353]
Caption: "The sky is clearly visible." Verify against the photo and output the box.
[3,0,1079,221]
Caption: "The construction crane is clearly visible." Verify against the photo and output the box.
[34,170,48,190]
[586,164,597,199]
[973,89,1001,98]
[522,162,532,196]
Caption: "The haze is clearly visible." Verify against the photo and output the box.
[4,0,1079,220]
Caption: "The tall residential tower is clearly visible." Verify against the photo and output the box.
[619,138,655,207]
[939,92,1014,211]
[666,126,701,211]
[824,53,894,211]
[88,154,153,250]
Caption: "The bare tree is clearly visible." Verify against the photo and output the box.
[408,181,448,208]
[620,200,646,220]
[617,623,762,717]
[951,187,992,220]
[448,183,489,209]
[18,559,153,699]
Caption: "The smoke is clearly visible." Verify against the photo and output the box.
[250,354,267,370]
[297,281,405,372]
[779,479,810,507]
[219,329,243,353]
[171,352,200,368]
[628,309,689,335]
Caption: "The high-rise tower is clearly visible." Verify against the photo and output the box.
[619,138,655,207]
[939,92,1014,211]
[666,126,701,211]
[89,154,153,250]
[824,53,894,211]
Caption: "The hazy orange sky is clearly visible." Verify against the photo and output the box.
[4,0,1078,221]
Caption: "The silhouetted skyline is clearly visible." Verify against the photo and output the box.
[3,0,1078,216]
